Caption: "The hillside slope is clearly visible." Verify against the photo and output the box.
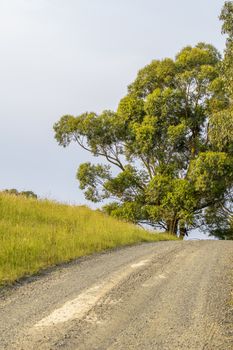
[0,194,176,285]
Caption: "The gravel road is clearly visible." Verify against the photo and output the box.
[0,241,232,349]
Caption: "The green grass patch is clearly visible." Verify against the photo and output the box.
[0,193,177,286]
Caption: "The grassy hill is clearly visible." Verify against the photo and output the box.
[0,193,177,286]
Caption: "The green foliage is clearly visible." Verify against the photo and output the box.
[220,0,233,79]
[189,152,233,196]
[202,2,233,239]
[209,2,233,157]
[128,58,176,98]
[204,201,233,240]
[77,163,111,202]
[0,193,177,286]
[54,111,125,168]
[220,1,233,37]
[209,108,233,153]
[103,201,144,224]
[145,176,197,227]
[54,41,233,237]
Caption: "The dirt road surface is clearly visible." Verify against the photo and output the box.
[0,241,232,349]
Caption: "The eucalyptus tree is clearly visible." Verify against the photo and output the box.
[54,43,233,237]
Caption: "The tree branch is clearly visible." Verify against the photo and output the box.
[74,135,125,171]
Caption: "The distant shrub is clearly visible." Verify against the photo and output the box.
[2,189,37,199]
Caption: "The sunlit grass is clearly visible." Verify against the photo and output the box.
[0,193,177,285]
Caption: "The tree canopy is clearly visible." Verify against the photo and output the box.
[205,1,233,239]
[54,3,233,238]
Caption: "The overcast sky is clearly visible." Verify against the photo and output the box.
[0,0,226,207]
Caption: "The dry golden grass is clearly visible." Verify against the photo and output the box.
[0,193,177,285]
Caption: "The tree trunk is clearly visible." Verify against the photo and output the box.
[167,218,179,235]
[179,224,187,240]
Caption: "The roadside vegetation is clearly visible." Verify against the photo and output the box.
[0,193,177,286]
